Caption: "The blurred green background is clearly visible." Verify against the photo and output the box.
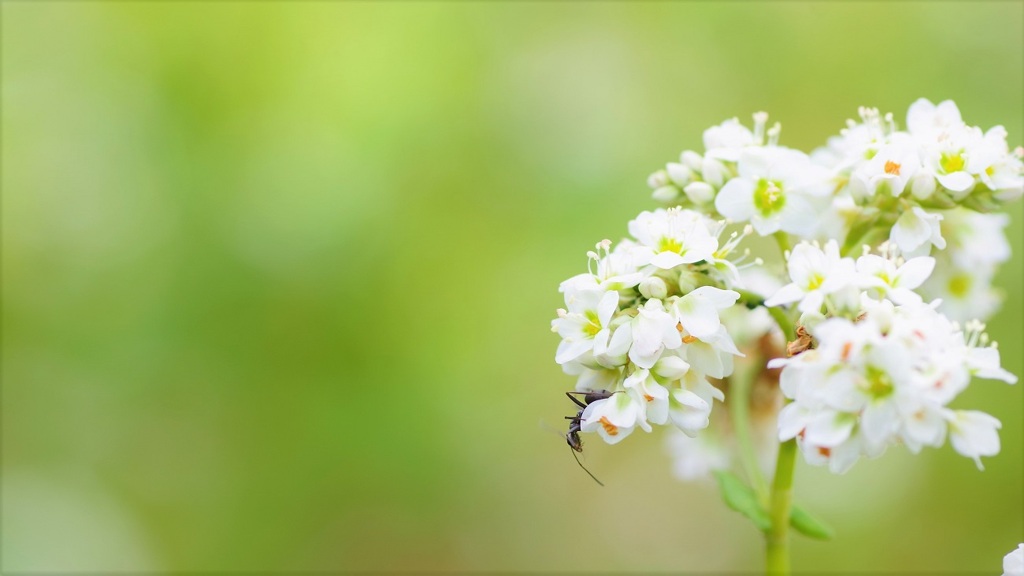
[2,1,1021,573]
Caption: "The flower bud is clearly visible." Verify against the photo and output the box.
[678,269,701,293]
[681,150,704,172]
[910,172,937,200]
[647,169,669,189]
[652,185,681,203]
[702,158,728,188]
[798,310,826,330]
[666,163,694,187]
[653,355,691,379]
[639,276,669,299]
[683,181,715,204]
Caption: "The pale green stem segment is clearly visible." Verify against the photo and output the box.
[766,438,798,576]
[734,289,796,342]
[766,306,796,342]
[729,358,769,500]
[773,231,791,256]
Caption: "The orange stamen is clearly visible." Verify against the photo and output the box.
[599,416,619,436]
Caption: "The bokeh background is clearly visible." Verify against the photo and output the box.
[2,1,1022,573]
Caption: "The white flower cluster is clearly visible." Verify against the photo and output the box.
[814,99,1023,258]
[769,285,1016,473]
[649,99,1023,254]
[552,208,758,444]
[920,209,1012,322]
[648,112,833,238]
[558,99,1020,479]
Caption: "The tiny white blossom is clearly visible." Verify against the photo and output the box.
[906,98,963,140]
[560,239,646,294]
[849,140,920,198]
[856,252,935,305]
[669,370,722,436]
[715,147,831,237]
[628,208,718,269]
[921,261,1001,322]
[667,428,730,481]
[703,117,756,162]
[968,126,1024,197]
[552,289,620,365]
[581,391,644,444]
[943,210,1011,269]
[624,369,670,426]
[889,206,945,255]
[766,240,856,313]
[628,299,682,369]
[946,409,1001,470]
[672,286,741,340]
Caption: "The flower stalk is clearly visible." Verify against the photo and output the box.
[766,438,798,576]
[729,360,769,499]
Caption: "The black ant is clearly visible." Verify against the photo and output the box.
[564,390,615,486]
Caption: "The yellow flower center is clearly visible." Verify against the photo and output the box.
[948,274,972,298]
[658,237,684,254]
[940,152,965,174]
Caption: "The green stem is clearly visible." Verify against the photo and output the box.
[766,306,796,342]
[773,231,791,257]
[733,289,796,342]
[766,438,798,576]
[730,358,769,500]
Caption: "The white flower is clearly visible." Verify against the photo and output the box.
[905,99,980,198]
[766,240,857,313]
[562,361,622,393]
[559,239,646,294]
[906,98,964,140]
[921,260,1001,322]
[811,106,898,175]
[666,428,730,481]
[552,289,619,365]
[628,299,681,369]
[969,126,1024,198]
[943,210,1011,269]
[1003,543,1024,576]
[856,253,935,305]
[592,322,632,368]
[672,286,741,340]
[580,391,644,444]
[703,117,756,162]
[669,370,722,436]
[628,208,718,269]
[652,354,691,380]
[849,140,921,198]
[945,410,1001,470]
[714,147,831,237]
[624,369,670,426]
[889,206,945,255]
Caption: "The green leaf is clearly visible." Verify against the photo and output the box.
[713,470,770,532]
[790,504,835,540]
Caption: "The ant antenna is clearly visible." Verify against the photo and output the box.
[570,446,604,487]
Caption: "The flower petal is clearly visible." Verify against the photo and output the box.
[714,178,756,222]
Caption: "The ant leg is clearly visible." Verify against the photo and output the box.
[565,392,588,409]
[570,446,604,487]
